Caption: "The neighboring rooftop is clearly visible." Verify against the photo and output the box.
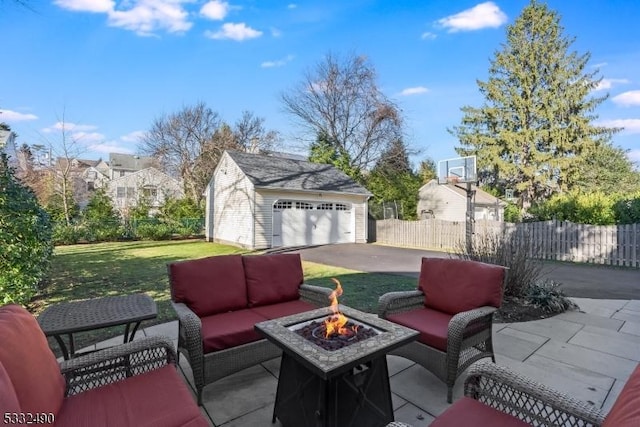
[227,150,371,196]
[109,153,156,171]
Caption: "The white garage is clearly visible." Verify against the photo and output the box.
[205,150,371,249]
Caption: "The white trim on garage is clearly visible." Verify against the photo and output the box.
[272,199,354,247]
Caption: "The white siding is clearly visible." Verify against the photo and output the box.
[106,167,183,216]
[417,181,467,222]
[254,189,367,248]
[212,154,255,247]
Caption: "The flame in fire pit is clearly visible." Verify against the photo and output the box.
[324,278,358,338]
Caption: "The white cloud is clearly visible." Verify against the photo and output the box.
[287,4,297,9]
[120,130,147,142]
[612,90,640,107]
[421,32,436,40]
[89,142,134,154]
[598,119,640,134]
[0,109,38,121]
[54,0,114,13]
[42,122,98,133]
[108,1,192,35]
[438,2,507,32]
[399,86,429,96]
[595,78,629,91]
[205,22,262,41]
[200,1,229,20]
[72,131,105,144]
[628,149,640,164]
[592,62,608,69]
[261,54,294,68]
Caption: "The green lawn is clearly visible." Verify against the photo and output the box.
[34,239,416,354]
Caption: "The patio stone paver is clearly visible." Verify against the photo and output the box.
[535,339,638,381]
[496,354,610,407]
[623,300,640,312]
[393,402,436,427]
[524,354,616,391]
[612,309,640,324]
[620,320,640,336]
[493,327,547,361]
[602,378,627,414]
[200,364,278,426]
[568,326,640,361]
[555,310,624,331]
[506,316,583,342]
[571,298,629,317]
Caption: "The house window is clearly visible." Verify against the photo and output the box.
[116,187,125,198]
[143,186,158,201]
[274,201,292,209]
[295,201,314,210]
[119,170,126,177]
[317,203,333,210]
[335,203,349,211]
[87,181,95,191]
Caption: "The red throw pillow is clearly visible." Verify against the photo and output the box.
[0,305,65,416]
[243,254,304,307]
[419,258,505,315]
[168,255,248,317]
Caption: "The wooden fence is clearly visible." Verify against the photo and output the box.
[370,219,640,268]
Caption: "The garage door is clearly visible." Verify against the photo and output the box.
[272,200,353,247]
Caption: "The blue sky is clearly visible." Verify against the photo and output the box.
[2,0,640,167]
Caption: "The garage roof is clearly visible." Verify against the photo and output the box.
[227,150,371,196]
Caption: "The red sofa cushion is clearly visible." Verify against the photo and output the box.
[419,258,505,315]
[169,254,248,317]
[0,305,65,416]
[251,300,316,320]
[0,362,21,414]
[431,396,529,426]
[387,307,452,352]
[201,309,267,353]
[243,254,304,307]
[56,365,208,427]
[603,364,640,427]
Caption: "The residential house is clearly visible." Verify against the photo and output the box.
[0,129,18,168]
[106,167,183,216]
[108,153,156,179]
[417,179,505,221]
[205,150,372,249]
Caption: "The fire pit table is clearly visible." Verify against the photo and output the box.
[255,305,418,427]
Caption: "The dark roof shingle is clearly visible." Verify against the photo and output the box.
[227,151,371,196]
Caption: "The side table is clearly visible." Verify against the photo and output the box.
[38,293,157,360]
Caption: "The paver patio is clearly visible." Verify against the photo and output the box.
[81,297,640,426]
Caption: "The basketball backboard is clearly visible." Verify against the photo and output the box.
[437,156,477,184]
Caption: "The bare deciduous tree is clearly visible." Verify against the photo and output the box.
[281,52,403,172]
[234,111,280,153]
[140,102,222,203]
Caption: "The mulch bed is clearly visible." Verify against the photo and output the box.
[495,296,566,323]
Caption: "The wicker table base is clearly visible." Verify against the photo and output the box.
[38,293,157,360]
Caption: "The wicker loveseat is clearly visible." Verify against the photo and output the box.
[0,304,208,427]
[378,257,507,402]
[168,253,332,404]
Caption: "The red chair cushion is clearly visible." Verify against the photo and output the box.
[250,300,316,320]
[0,362,21,413]
[419,258,505,315]
[243,254,304,307]
[603,364,640,427]
[169,254,248,317]
[431,396,529,426]
[0,305,65,416]
[56,365,209,427]
[386,307,452,352]
[200,309,267,353]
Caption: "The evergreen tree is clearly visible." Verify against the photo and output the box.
[84,188,120,223]
[309,131,361,181]
[450,0,617,211]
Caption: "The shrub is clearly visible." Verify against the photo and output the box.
[529,191,617,225]
[455,230,543,298]
[0,154,53,305]
[613,194,640,224]
[526,280,577,314]
[503,203,521,223]
[135,223,172,240]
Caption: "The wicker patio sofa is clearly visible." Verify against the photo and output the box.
[168,252,332,404]
[0,304,208,427]
[378,257,507,402]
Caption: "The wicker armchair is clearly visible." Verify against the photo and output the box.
[430,362,608,426]
[378,257,507,403]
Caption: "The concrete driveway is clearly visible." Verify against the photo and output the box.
[296,243,640,299]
